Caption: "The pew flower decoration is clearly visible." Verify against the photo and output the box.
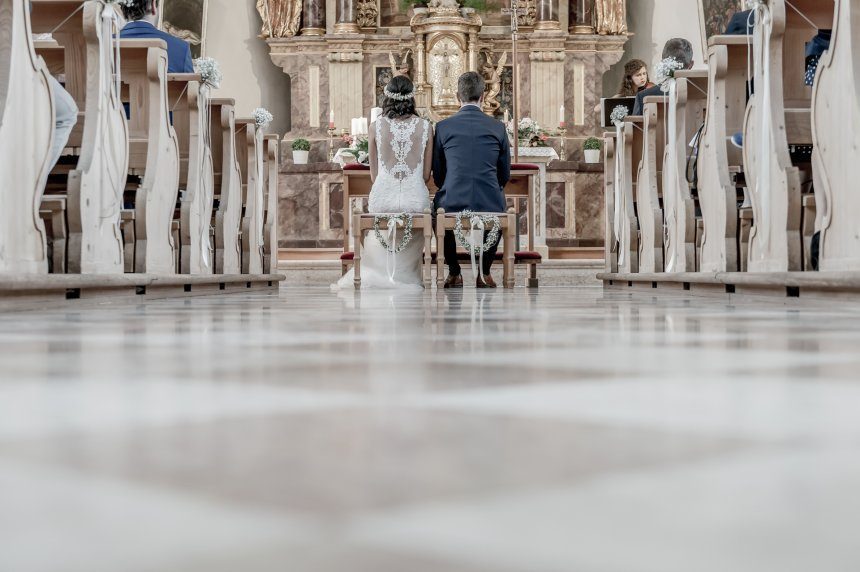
[102,0,135,6]
[194,57,222,89]
[253,107,274,129]
[610,105,629,126]
[654,57,684,92]
[454,211,502,255]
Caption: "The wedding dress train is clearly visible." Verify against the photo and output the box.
[334,116,431,290]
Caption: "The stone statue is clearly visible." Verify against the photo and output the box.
[256,0,302,39]
[594,0,627,35]
[389,49,413,79]
[481,50,507,114]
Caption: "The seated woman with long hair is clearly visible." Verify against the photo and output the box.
[594,59,655,112]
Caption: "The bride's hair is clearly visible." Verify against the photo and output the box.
[382,75,418,119]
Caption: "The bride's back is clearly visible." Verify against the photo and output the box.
[370,115,431,214]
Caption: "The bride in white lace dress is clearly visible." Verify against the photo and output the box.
[334,76,433,290]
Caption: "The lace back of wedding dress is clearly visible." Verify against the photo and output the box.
[376,116,428,183]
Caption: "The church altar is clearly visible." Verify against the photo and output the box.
[264,0,628,258]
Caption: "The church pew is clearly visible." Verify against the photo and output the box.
[40,195,67,273]
[235,118,266,275]
[663,70,708,273]
[32,1,129,274]
[263,134,280,274]
[209,98,242,275]
[0,0,54,274]
[603,131,618,274]
[168,73,215,274]
[638,96,667,273]
[812,0,860,270]
[120,39,180,274]
[698,35,749,273]
[744,0,834,272]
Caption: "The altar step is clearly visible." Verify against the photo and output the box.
[280,259,603,288]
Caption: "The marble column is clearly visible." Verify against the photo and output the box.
[569,0,595,34]
[301,0,326,35]
[535,0,560,30]
[334,0,359,34]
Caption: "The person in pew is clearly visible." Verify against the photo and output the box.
[48,78,79,169]
[593,59,655,113]
[26,1,78,169]
[119,0,194,73]
[725,9,755,35]
[632,38,694,116]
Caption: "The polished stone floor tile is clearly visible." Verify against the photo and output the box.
[1,286,860,571]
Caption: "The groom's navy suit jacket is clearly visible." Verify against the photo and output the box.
[432,105,511,214]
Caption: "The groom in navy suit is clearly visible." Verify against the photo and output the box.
[433,72,512,288]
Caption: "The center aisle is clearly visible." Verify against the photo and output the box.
[1,287,860,571]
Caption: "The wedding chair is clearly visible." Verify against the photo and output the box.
[351,208,434,289]
[435,209,517,289]
[263,134,281,274]
[500,164,543,287]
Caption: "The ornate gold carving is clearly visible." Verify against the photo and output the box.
[356,0,379,30]
[428,37,464,108]
[256,0,302,38]
[518,0,537,28]
[481,50,507,115]
[594,0,627,35]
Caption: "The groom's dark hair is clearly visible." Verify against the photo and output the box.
[457,72,485,104]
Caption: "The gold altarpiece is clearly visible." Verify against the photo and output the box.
[267,0,629,258]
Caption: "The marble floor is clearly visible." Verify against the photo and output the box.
[2,286,860,572]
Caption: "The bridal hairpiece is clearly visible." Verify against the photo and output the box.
[383,86,415,101]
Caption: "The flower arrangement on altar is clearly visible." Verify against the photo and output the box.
[194,57,222,89]
[340,134,370,165]
[654,57,684,92]
[509,117,550,148]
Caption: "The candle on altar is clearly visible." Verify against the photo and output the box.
[329,109,335,129]
[360,117,368,135]
[559,105,566,128]
[504,109,509,125]
[350,118,358,136]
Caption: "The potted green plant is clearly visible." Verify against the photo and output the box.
[583,137,601,164]
[292,138,311,165]
[400,0,428,15]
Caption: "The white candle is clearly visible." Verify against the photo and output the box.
[360,117,368,135]
[504,109,509,125]
[559,105,566,127]
[329,109,335,129]
[350,118,358,136]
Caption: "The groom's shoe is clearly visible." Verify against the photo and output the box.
[476,274,497,289]
[444,274,463,289]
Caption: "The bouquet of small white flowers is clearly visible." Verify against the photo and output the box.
[103,0,135,6]
[654,57,684,92]
[194,57,222,89]
[252,107,274,129]
[610,105,629,126]
[340,133,369,165]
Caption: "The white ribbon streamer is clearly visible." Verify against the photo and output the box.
[613,123,627,269]
[467,214,486,284]
[384,217,402,283]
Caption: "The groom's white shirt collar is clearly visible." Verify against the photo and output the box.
[460,103,482,110]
